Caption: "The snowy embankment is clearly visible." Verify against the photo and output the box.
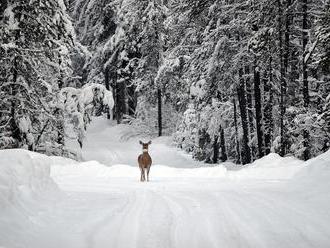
[1,117,330,248]
[0,149,70,246]
[0,149,56,208]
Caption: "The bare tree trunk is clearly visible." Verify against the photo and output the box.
[245,65,255,159]
[254,64,264,158]
[104,67,111,119]
[264,56,274,155]
[245,66,253,134]
[237,68,251,164]
[10,29,21,147]
[212,135,219,164]
[233,97,241,164]
[302,0,310,160]
[284,0,292,71]
[117,81,127,124]
[157,88,162,136]
[219,126,227,162]
[127,83,137,116]
[278,0,286,156]
[109,70,117,121]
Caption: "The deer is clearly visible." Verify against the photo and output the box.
[138,140,152,182]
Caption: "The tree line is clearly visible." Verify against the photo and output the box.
[72,0,329,163]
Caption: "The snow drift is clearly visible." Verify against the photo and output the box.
[295,149,330,180]
[0,149,62,247]
[0,149,57,210]
[291,149,330,195]
[228,153,305,180]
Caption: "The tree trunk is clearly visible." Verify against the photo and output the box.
[116,81,127,124]
[212,135,219,164]
[127,83,137,116]
[254,64,264,158]
[237,68,251,164]
[157,88,162,136]
[263,56,274,155]
[109,70,117,121]
[219,126,227,162]
[245,66,254,136]
[245,65,255,159]
[302,0,310,160]
[284,0,292,71]
[233,98,241,164]
[104,67,111,119]
[278,0,286,156]
[10,52,21,147]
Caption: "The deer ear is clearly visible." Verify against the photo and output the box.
[139,140,143,145]
[148,140,152,145]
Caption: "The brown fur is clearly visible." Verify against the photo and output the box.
[138,141,152,182]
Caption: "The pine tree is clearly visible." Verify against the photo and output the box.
[0,0,73,154]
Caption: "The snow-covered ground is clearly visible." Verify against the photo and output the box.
[1,117,330,248]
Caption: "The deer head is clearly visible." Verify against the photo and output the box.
[139,140,151,153]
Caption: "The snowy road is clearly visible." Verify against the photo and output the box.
[1,118,330,248]
[41,167,330,248]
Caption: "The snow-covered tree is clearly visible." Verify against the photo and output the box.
[0,0,74,155]
[59,83,114,147]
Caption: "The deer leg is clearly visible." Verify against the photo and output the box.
[147,167,150,182]
[140,167,143,182]
[142,168,146,182]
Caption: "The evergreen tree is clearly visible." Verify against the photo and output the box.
[0,0,73,155]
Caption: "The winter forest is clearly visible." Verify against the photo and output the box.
[1,0,330,247]
[1,0,329,164]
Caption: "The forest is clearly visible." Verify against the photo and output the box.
[0,0,329,164]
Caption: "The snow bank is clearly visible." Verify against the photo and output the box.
[228,153,304,180]
[292,149,330,192]
[295,149,330,180]
[0,149,57,209]
[0,149,78,210]
[0,149,78,247]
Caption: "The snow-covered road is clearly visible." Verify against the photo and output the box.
[1,117,330,248]
[48,169,330,248]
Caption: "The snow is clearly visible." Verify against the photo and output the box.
[293,149,330,191]
[60,85,114,146]
[229,153,305,180]
[18,116,31,134]
[68,117,202,167]
[4,4,19,30]
[0,150,55,206]
[1,117,330,248]
[190,78,206,100]
[0,149,60,246]
[0,42,17,51]
[60,84,114,112]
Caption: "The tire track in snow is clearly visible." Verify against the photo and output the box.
[107,187,176,248]
[159,189,222,248]
[111,189,149,248]
[135,188,177,248]
[84,192,132,248]
[158,192,186,248]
